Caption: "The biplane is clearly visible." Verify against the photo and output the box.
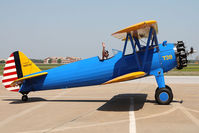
[2,20,194,104]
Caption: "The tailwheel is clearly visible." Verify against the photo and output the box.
[155,86,173,105]
[22,95,28,102]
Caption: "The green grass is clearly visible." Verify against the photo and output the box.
[0,63,4,75]
[36,64,63,70]
[163,64,199,76]
[1,63,199,76]
[172,64,199,71]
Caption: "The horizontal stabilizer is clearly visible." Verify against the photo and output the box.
[11,72,48,87]
[103,71,146,85]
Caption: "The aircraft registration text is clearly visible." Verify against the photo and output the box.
[162,55,172,60]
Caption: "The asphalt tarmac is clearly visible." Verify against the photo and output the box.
[0,76,199,133]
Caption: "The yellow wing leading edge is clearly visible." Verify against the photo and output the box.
[102,71,146,85]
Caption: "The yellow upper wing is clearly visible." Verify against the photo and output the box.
[112,20,158,40]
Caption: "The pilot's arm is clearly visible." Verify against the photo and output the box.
[102,42,106,60]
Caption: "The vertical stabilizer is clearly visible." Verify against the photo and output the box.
[2,51,41,92]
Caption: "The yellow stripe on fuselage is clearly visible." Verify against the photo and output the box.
[102,71,146,85]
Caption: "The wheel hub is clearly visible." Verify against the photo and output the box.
[159,92,169,102]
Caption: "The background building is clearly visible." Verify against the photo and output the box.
[44,57,81,64]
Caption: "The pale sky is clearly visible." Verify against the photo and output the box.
[0,0,198,59]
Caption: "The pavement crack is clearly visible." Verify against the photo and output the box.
[43,109,96,133]
[0,91,67,129]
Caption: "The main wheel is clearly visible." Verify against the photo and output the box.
[22,95,28,102]
[155,88,173,105]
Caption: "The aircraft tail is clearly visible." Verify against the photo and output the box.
[2,51,41,92]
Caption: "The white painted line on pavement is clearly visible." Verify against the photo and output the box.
[173,103,199,127]
[186,108,199,113]
[136,107,177,120]
[129,97,136,133]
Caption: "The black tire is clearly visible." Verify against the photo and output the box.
[155,88,173,105]
[155,85,172,93]
[22,95,28,102]
[165,85,172,91]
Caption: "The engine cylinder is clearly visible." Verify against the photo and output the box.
[175,41,188,70]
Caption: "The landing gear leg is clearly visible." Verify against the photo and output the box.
[153,69,173,105]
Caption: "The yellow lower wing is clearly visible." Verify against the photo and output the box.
[102,71,146,85]
[11,72,48,87]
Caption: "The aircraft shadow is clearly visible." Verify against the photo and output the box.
[97,94,183,112]
[145,99,183,104]
[2,98,109,104]
[3,97,47,104]
[3,94,183,108]
[98,93,147,111]
[3,94,148,111]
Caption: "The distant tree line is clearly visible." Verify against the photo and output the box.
[0,60,5,63]
[0,59,44,64]
[57,59,62,64]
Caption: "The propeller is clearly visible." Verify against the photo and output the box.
[187,47,197,55]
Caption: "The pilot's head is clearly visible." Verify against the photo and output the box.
[104,50,109,58]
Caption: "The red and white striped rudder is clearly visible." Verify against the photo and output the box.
[2,53,20,92]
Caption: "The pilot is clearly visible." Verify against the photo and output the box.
[102,42,109,60]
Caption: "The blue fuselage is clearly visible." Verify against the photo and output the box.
[20,43,177,92]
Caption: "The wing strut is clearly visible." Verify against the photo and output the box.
[122,26,158,71]
[123,33,141,70]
